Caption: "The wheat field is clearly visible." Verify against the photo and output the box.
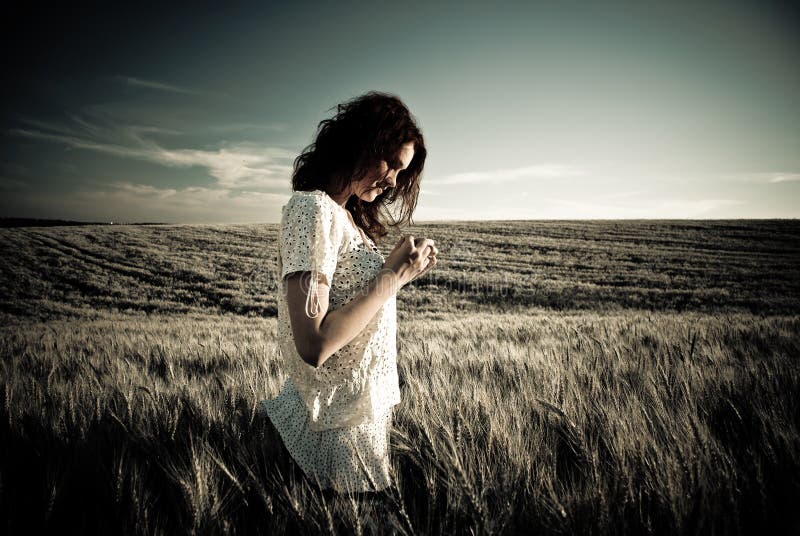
[1,220,799,534]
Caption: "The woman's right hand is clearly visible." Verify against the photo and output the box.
[382,235,438,289]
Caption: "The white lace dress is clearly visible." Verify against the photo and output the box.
[260,189,401,493]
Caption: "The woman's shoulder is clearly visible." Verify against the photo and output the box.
[285,189,339,205]
[282,190,346,232]
[292,189,326,198]
[283,189,331,213]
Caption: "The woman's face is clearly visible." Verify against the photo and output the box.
[351,141,415,202]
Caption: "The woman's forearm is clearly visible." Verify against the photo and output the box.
[316,268,399,368]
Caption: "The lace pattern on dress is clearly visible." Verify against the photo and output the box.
[276,190,399,431]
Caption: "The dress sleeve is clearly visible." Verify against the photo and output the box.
[279,194,339,318]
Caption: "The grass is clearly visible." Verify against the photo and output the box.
[2,219,798,324]
[1,219,799,534]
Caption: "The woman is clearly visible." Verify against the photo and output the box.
[260,91,438,494]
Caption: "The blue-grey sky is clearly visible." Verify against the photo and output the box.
[2,0,798,223]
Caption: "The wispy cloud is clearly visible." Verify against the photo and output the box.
[94,182,290,223]
[434,164,585,185]
[149,143,295,189]
[721,171,800,184]
[8,181,291,224]
[209,122,288,133]
[115,75,218,96]
[543,197,746,219]
[596,190,646,200]
[8,117,296,190]
[413,196,747,221]
[766,173,800,184]
[0,177,31,191]
[419,188,442,196]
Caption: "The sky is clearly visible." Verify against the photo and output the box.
[1,0,798,223]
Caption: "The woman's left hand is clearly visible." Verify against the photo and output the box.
[416,239,438,276]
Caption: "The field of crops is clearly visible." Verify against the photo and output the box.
[1,220,798,534]
[2,220,798,323]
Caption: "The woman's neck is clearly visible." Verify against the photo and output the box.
[326,184,352,208]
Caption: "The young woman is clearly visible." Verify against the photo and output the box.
[260,91,438,493]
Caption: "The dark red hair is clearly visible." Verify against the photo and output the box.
[291,91,427,243]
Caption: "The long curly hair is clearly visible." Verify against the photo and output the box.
[291,91,427,244]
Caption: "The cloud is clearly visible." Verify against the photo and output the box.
[596,190,646,200]
[721,172,800,184]
[419,188,442,196]
[115,75,218,96]
[8,118,296,190]
[657,198,747,215]
[0,177,31,191]
[766,173,800,184]
[151,143,295,189]
[10,127,155,160]
[541,197,746,219]
[209,122,288,133]
[108,181,179,199]
[434,164,585,185]
[412,196,747,221]
[6,181,291,224]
